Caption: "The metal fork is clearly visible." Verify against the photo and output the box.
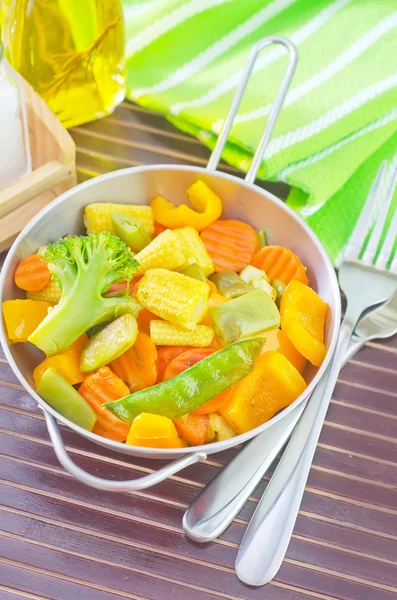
[183,290,397,544]
[183,163,397,545]
[235,160,397,586]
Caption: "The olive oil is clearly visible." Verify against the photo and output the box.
[1,0,125,127]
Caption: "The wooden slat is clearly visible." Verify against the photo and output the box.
[0,100,396,600]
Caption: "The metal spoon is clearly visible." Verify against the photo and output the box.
[183,291,397,543]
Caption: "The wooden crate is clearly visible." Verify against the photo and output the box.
[0,76,76,252]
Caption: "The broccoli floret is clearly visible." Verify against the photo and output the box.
[28,232,141,356]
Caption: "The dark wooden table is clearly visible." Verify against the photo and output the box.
[1,101,397,600]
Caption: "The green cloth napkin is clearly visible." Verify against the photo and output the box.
[122,0,397,264]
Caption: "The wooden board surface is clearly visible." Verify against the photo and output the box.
[0,101,396,600]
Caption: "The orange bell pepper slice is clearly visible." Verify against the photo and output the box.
[280,280,328,366]
[150,180,222,232]
[220,351,307,435]
[126,413,185,448]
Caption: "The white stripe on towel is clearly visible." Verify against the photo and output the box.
[264,71,397,160]
[212,12,397,133]
[170,0,353,115]
[126,0,235,57]
[130,0,297,99]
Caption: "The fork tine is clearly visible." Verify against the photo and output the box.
[375,163,397,269]
[344,161,388,262]
[362,161,397,264]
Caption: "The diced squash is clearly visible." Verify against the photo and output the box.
[33,334,88,386]
[220,351,307,434]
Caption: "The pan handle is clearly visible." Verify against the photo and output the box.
[206,36,298,184]
[42,408,207,491]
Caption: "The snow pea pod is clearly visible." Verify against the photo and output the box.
[105,336,265,423]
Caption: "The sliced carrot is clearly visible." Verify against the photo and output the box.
[79,367,130,442]
[106,275,143,297]
[200,220,259,273]
[163,347,229,415]
[110,332,158,392]
[14,254,51,292]
[194,387,232,415]
[174,413,209,446]
[163,347,215,380]
[137,308,158,336]
[153,222,167,238]
[155,345,191,382]
[251,245,308,286]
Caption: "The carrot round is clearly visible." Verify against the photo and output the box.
[251,245,308,286]
[79,367,130,442]
[14,254,51,292]
[200,220,259,273]
[163,348,214,381]
[110,332,158,393]
[155,345,191,382]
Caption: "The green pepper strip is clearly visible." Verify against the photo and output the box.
[209,270,253,299]
[105,336,265,423]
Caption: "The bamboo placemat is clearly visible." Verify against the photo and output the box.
[0,101,396,600]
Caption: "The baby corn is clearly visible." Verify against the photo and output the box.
[84,203,154,236]
[175,227,214,276]
[135,230,186,274]
[27,277,62,303]
[137,268,209,330]
[150,320,214,347]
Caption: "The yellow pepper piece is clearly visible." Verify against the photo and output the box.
[280,280,328,366]
[261,328,306,374]
[33,334,88,386]
[150,180,222,232]
[220,351,307,435]
[2,299,53,343]
[126,413,185,448]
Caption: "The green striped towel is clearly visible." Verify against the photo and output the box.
[123,0,397,264]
